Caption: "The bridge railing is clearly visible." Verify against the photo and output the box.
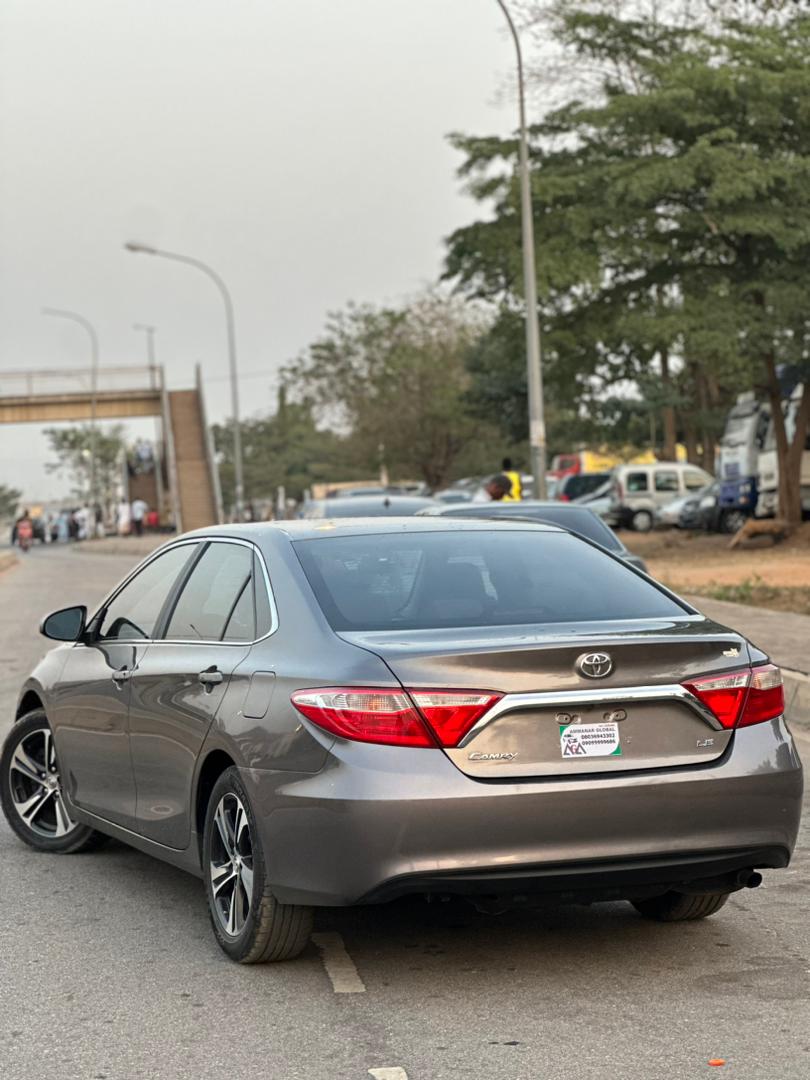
[0,365,164,398]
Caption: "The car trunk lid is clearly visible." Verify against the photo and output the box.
[340,618,748,778]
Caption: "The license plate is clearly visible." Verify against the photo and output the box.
[559,721,621,758]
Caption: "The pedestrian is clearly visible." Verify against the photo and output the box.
[15,509,34,552]
[484,473,515,502]
[131,497,148,537]
[500,458,523,501]
[117,498,131,536]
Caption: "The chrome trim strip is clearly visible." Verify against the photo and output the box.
[457,683,722,747]
[86,535,279,648]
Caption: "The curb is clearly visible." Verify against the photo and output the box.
[784,668,810,732]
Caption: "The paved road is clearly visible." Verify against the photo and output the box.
[0,545,808,1080]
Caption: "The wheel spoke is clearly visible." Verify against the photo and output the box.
[211,862,237,897]
[17,787,54,825]
[214,802,234,858]
[11,743,44,785]
[234,803,248,850]
[226,884,239,935]
[52,793,75,837]
[42,728,54,771]
[239,862,253,900]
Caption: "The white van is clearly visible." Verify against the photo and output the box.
[608,462,713,532]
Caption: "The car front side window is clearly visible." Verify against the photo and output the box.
[97,544,200,642]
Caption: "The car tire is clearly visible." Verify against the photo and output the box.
[0,710,108,854]
[631,891,730,922]
[203,766,313,963]
[631,509,654,532]
[721,509,747,535]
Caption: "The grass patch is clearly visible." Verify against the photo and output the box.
[684,575,810,616]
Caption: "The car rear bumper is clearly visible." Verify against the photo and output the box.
[240,718,803,907]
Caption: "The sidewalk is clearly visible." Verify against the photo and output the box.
[686,594,810,730]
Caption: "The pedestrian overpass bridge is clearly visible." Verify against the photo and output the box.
[0,365,222,531]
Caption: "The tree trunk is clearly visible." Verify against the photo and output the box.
[702,371,722,474]
[763,354,805,525]
[660,349,677,461]
[682,361,700,465]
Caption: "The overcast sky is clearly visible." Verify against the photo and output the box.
[0,0,519,500]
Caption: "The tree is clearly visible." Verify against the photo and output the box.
[0,484,22,520]
[212,391,361,509]
[45,424,126,509]
[283,292,503,490]
[446,10,810,521]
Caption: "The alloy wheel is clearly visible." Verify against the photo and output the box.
[8,726,78,839]
[209,792,254,937]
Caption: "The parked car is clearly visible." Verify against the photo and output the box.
[2,521,800,963]
[555,471,613,503]
[417,500,648,572]
[678,481,724,532]
[608,462,714,532]
[432,488,474,504]
[300,494,438,518]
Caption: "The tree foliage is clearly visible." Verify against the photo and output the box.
[45,424,126,508]
[283,292,505,490]
[213,395,360,508]
[446,9,810,519]
[0,484,22,520]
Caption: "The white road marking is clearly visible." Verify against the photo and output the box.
[312,931,366,993]
[368,1070,409,1079]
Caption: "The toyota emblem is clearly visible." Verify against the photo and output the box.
[577,652,613,679]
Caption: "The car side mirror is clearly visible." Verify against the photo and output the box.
[40,605,87,642]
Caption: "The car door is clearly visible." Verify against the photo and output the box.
[128,539,257,849]
[653,467,680,508]
[50,543,200,829]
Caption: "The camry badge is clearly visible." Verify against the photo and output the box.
[577,652,613,679]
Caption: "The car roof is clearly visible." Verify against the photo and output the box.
[312,494,435,508]
[180,517,565,544]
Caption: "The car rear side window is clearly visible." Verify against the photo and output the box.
[164,542,254,642]
[654,470,679,492]
[293,530,685,632]
[98,544,199,641]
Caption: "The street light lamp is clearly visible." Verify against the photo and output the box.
[42,306,101,510]
[124,242,245,519]
[494,0,548,498]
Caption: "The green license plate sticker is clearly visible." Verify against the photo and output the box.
[559,721,622,758]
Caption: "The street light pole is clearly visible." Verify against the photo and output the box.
[133,322,157,387]
[42,306,100,510]
[124,242,245,520]
[133,322,166,521]
[494,0,548,498]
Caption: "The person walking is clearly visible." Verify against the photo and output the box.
[484,474,515,502]
[131,497,148,537]
[500,458,523,501]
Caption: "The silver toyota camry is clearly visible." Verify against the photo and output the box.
[0,520,802,962]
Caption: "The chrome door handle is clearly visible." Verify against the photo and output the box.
[111,668,132,687]
[199,668,224,688]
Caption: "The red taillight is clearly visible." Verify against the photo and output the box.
[558,494,571,502]
[739,664,784,727]
[291,688,434,747]
[682,664,784,729]
[291,687,501,748]
[409,690,502,747]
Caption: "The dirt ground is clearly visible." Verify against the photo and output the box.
[623,522,810,614]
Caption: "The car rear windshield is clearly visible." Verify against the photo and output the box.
[293,530,686,632]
